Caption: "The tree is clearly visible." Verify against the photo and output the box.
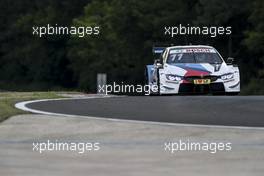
[0,0,88,90]
[243,0,264,94]
[68,0,198,91]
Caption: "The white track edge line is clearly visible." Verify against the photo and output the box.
[14,96,264,130]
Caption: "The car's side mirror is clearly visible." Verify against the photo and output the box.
[156,63,163,68]
[226,57,234,65]
[154,59,163,68]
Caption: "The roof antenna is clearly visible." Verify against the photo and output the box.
[189,43,192,45]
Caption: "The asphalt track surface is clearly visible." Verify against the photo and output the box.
[26,96,264,127]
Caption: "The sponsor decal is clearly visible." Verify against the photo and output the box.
[194,79,211,85]
[170,48,216,54]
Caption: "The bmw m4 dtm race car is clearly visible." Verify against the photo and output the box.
[145,45,240,95]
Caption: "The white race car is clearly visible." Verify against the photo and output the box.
[145,45,240,95]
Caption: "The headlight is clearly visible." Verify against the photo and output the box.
[221,73,234,80]
[165,74,182,81]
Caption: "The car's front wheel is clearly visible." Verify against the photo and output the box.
[226,92,240,96]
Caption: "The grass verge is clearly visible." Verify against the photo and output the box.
[0,92,64,123]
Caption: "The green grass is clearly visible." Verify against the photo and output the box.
[0,92,64,123]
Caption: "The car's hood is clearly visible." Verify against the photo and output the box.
[166,63,227,76]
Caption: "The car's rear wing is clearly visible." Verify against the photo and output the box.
[152,46,166,54]
[152,43,175,54]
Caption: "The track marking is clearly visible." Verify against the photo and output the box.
[15,96,264,130]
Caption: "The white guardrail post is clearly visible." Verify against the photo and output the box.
[97,73,107,94]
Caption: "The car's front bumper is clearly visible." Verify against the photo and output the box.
[159,78,240,95]
[178,82,225,94]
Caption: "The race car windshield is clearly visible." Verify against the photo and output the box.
[167,51,223,64]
